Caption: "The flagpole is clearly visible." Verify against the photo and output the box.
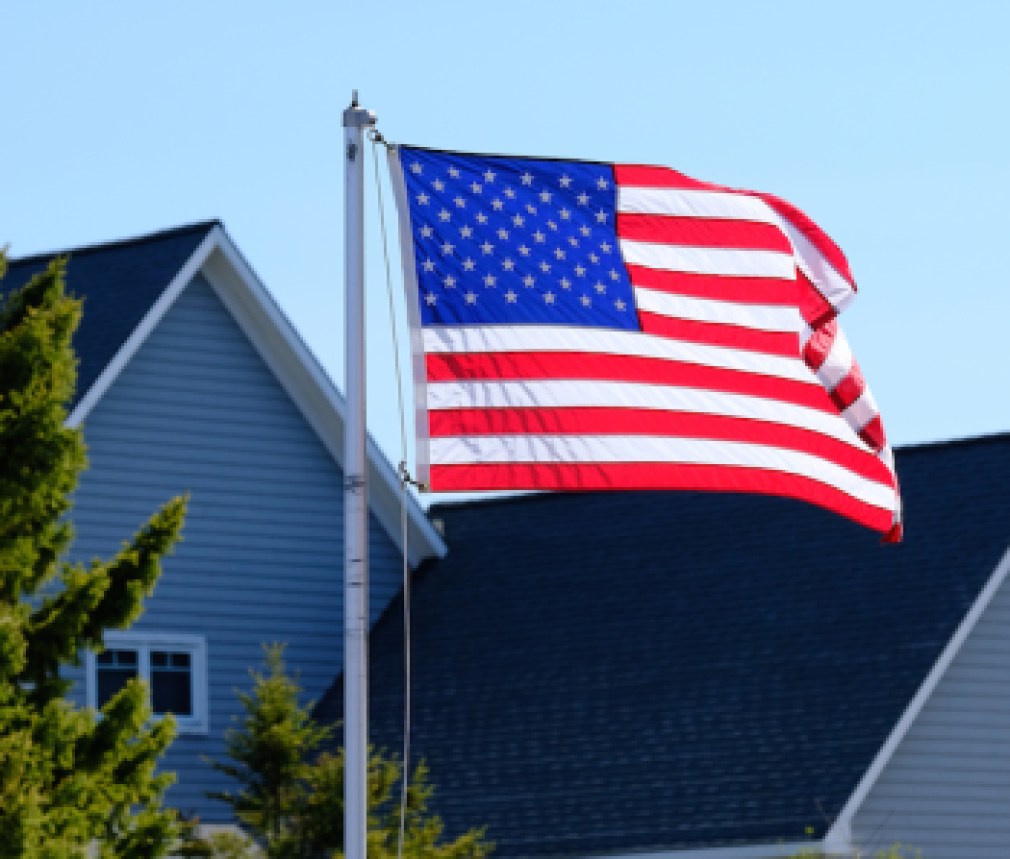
[343,90,376,859]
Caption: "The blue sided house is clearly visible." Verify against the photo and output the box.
[3,223,446,823]
[7,223,1010,859]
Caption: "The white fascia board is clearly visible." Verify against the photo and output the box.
[199,226,445,566]
[824,544,1010,853]
[580,840,830,859]
[65,228,220,429]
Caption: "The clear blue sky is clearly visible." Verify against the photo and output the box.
[4,1,1008,485]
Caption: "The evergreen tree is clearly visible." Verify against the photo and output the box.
[190,645,492,859]
[0,251,187,857]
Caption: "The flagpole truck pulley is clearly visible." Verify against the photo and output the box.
[343,89,376,859]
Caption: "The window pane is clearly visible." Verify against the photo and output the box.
[98,649,137,667]
[96,652,138,707]
[151,651,193,716]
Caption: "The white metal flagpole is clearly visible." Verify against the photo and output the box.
[343,90,376,859]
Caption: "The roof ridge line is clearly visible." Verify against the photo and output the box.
[896,429,1010,454]
[7,220,223,266]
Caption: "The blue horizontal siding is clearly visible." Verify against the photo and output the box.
[66,273,403,821]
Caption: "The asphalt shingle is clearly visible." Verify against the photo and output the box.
[318,433,1010,856]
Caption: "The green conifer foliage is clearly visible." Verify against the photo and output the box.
[0,252,187,857]
[194,645,492,859]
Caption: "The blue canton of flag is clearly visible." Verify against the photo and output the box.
[401,148,639,331]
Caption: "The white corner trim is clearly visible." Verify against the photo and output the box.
[585,840,827,859]
[824,544,1010,853]
[65,229,220,429]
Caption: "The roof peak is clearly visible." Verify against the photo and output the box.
[7,221,222,267]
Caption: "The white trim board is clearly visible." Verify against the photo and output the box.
[824,544,1010,853]
[65,224,445,566]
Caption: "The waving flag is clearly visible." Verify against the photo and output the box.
[389,146,901,540]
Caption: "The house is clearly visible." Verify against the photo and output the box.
[318,432,1010,859]
[9,223,1010,858]
[3,222,446,823]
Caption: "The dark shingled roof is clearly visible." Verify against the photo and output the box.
[317,432,1010,856]
[3,222,219,410]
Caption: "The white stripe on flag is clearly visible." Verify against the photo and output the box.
[634,288,801,333]
[429,434,895,510]
[817,328,854,391]
[426,379,865,448]
[619,238,795,279]
[421,325,818,384]
[843,388,879,432]
[617,186,779,225]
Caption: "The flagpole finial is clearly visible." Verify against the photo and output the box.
[344,91,377,129]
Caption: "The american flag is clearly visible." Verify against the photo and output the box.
[389,146,901,540]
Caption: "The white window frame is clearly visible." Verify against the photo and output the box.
[86,631,209,734]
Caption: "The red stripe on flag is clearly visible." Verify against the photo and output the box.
[614,164,722,191]
[829,365,866,412]
[616,213,792,253]
[803,317,837,372]
[626,266,798,306]
[640,311,800,357]
[428,461,895,534]
[428,408,893,484]
[797,271,836,327]
[425,352,834,412]
[859,415,886,452]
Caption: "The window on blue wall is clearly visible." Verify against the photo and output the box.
[150,650,193,715]
[95,648,139,704]
[87,633,208,733]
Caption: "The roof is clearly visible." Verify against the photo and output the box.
[4,222,219,412]
[317,431,1010,856]
[3,223,445,565]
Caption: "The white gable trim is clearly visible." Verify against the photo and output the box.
[65,228,220,429]
[67,225,445,566]
[582,840,828,859]
[824,544,1010,853]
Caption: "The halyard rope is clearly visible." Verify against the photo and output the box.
[369,129,413,859]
